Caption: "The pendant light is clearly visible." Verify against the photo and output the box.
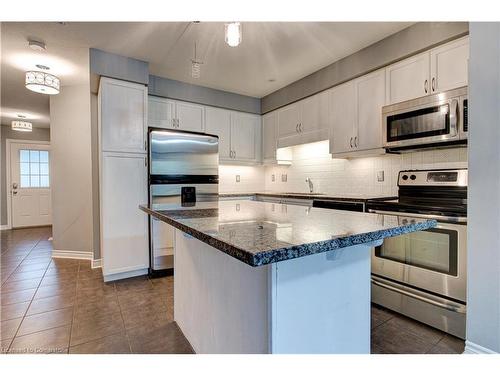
[191,42,203,79]
[225,22,242,47]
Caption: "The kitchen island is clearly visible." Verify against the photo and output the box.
[140,200,436,354]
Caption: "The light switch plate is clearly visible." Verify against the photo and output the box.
[236,175,240,183]
[281,174,287,182]
[377,170,384,182]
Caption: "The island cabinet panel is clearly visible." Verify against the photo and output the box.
[173,229,378,354]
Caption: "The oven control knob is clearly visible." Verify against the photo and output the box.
[410,174,417,180]
[402,175,409,181]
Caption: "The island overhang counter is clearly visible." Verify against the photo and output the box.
[140,200,436,354]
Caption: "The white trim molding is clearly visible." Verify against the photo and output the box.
[52,250,93,260]
[103,268,148,282]
[464,340,498,354]
[91,258,102,269]
[1,224,11,230]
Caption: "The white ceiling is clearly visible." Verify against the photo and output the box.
[1,22,413,128]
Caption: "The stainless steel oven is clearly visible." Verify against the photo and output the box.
[383,86,468,152]
[366,169,467,339]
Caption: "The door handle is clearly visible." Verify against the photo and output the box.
[424,79,428,94]
[431,77,436,92]
[354,136,358,148]
[350,137,353,148]
[12,182,18,189]
[296,124,299,133]
[299,123,303,132]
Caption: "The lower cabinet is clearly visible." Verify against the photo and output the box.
[101,152,148,280]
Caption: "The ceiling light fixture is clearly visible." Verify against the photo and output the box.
[12,120,33,132]
[225,22,242,47]
[25,71,60,95]
[28,39,46,52]
[191,42,203,79]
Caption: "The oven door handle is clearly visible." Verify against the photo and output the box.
[372,278,466,314]
[367,209,467,223]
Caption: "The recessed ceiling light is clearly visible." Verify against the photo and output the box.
[12,120,33,132]
[25,71,60,95]
[28,39,46,52]
[268,78,276,82]
[35,64,50,70]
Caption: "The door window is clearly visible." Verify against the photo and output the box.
[19,149,50,188]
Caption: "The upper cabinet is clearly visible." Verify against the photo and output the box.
[100,78,148,154]
[262,112,278,163]
[385,52,430,105]
[277,92,329,148]
[430,36,469,94]
[329,68,386,156]
[205,106,262,165]
[386,36,469,105]
[148,96,204,132]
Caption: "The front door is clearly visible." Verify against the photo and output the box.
[10,142,52,228]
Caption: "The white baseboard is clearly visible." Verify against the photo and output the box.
[103,268,148,282]
[1,224,11,230]
[464,340,498,354]
[91,258,102,269]
[52,250,93,260]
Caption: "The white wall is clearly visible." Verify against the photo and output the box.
[263,141,467,196]
[465,22,500,354]
[49,82,93,257]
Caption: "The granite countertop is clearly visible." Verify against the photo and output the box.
[140,200,436,267]
[219,192,396,202]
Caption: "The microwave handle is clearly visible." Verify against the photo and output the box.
[450,99,459,136]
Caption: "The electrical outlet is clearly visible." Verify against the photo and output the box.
[236,175,240,183]
[271,174,275,182]
[377,170,385,182]
[281,174,287,182]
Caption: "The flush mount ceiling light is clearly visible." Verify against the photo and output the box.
[11,120,33,132]
[225,22,242,47]
[25,71,60,95]
[28,39,46,52]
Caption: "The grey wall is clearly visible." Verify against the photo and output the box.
[149,75,261,114]
[0,125,51,226]
[466,22,500,353]
[50,83,93,255]
[262,22,469,113]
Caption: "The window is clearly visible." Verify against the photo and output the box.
[20,150,50,188]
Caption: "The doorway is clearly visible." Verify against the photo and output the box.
[6,140,51,228]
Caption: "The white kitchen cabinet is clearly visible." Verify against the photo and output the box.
[330,81,356,154]
[100,78,147,154]
[176,101,205,132]
[385,52,430,105]
[330,69,386,155]
[231,112,261,162]
[101,152,149,281]
[430,36,469,93]
[148,96,175,129]
[262,111,278,163]
[147,96,205,132]
[205,107,232,160]
[355,69,386,151]
[277,103,301,139]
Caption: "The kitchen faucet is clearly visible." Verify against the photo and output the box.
[305,178,313,193]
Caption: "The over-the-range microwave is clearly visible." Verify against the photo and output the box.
[383,86,468,152]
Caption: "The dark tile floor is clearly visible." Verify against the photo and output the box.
[2,226,465,354]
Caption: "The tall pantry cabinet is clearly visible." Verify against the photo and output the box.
[98,77,149,281]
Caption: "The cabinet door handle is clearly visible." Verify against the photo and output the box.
[424,79,428,94]
[350,137,353,148]
[299,123,302,132]
[354,136,358,148]
[431,77,436,92]
[296,124,299,133]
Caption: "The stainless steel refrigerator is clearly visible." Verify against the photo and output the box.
[148,128,219,276]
